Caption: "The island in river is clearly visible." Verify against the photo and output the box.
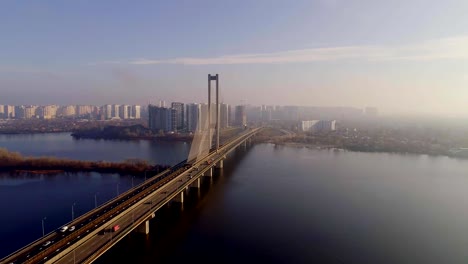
[0,148,169,176]
[71,124,193,141]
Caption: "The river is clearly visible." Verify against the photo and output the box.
[1,133,468,263]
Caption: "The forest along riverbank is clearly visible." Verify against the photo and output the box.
[0,148,169,176]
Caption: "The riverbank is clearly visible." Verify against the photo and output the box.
[71,124,195,141]
[265,140,468,159]
[0,148,169,176]
[254,128,468,159]
[0,119,146,135]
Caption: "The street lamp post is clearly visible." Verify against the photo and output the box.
[42,217,47,237]
[72,202,76,221]
[117,183,120,196]
[94,193,99,208]
[144,171,147,182]
[132,176,134,188]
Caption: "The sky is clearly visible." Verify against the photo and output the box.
[1,0,468,116]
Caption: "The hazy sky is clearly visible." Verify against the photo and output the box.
[1,0,468,115]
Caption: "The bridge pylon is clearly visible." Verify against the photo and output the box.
[208,74,220,153]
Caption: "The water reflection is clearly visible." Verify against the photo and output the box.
[98,144,468,264]
[0,133,190,165]
[0,173,44,186]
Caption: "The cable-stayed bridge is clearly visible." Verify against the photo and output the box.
[1,75,263,264]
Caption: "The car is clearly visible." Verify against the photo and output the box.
[42,241,51,247]
[59,226,68,232]
[68,226,75,232]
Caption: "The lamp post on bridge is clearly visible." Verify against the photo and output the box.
[71,202,76,221]
[94,192,99,209]
[41,217,47,237]
[116,183,120,196]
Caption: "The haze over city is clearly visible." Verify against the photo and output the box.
[1,0,468,116]
[4,1,468,264]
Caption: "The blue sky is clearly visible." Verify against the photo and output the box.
[1,0,468,115]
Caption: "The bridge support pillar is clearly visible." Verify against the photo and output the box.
[172,191,184,204]
[204,167,213,177]
[136,220,150,234]
[216,159,224,169]
[190,178,201,188]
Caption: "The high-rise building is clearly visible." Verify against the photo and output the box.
[235,105,247,126]
[220,103,230,128]
[119,105,129,119]
[148,105,162,132]
[15,106,25,119]
[42,105,59,119]
[24,106,38,119]
[76,105,94,117]
[126,105,132,119]
[5,105,15,119]
[112,104,120,119]
[59,105,76,117]
[186,103,201,132]
[131,105,141,119]
[171,102,184,131]
[261,105,272,122]
[168,108,176,132]
[245,105,261,122]
[0,105,4,118]
[159,100,166,108]
[102,105,112,119]
[148,105,175,133]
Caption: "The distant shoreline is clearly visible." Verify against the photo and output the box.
[0,131,72,135]
[267,141,468,159]
[71,133,193,141]
[253,128,468,160]
[70,124,194,141]
[11,169,65,175]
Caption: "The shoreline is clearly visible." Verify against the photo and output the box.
[71,134,193,141]
[11,169,65,175]
[265,141,468,160]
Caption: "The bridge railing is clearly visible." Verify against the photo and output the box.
[0,167,173,263]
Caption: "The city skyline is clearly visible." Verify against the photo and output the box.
[1,1,468,116]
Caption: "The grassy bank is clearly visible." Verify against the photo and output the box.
[0,148,169,176]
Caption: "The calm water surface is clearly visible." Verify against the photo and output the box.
[0,132,190,165]
[2,133,468,263]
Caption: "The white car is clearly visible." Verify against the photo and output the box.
[42,241,51,247]
[68,226,75,232]
[59,226,68,232]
